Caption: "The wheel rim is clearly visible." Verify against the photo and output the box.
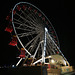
[12,2,60,59]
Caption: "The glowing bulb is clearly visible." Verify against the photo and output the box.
[45,27,48,32]
[51,59,55,64]
[49,56,51,58]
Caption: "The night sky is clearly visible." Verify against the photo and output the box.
[0,0,75,66]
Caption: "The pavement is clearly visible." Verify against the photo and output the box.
[61,71,75,75]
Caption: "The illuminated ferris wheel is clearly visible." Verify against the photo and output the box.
[5,2,69,67]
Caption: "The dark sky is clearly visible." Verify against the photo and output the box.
[0,0,75,66]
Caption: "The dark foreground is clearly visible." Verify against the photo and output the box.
[0,66,47,75]
[0,66,75,75]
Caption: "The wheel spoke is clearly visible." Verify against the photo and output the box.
[14,18,40,31]
[21,10,39,28]
[15,12,40,29]
[25,32,42,48]
[17,31,39,37]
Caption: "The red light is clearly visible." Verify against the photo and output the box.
[13,10,16,15]
[9,41,17,46]
[10,18,12,22]
[56,51,59,54]
[22,5,27,10]
[17,5,21,11]
[28,7,32,11]
[9,36,17,46]
[48,64,50,69]
[46,21,48,25]
[5,25,13,33]
[54,36,56,38]
[52,31,54,33]
[19,55,25,58]
[38,13,42,17]
[19,48,25,58]
[42,17,45,21]
[34,10,37,14]
[6,16,10,20]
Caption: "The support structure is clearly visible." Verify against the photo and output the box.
[42,27,48,64]
[16,58,23,66]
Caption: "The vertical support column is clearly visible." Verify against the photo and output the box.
[42,27,48,64]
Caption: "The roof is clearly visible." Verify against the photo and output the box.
[46,55,66,65]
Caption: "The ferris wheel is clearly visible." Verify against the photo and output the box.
[5,2,69,66]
